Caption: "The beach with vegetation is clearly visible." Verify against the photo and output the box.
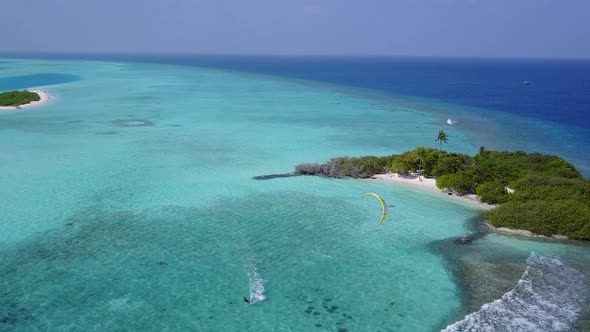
[0,89,51,110]
[296,142,590,241]
[369,173,494,209]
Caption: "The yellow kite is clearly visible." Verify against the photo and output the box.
[363,192,388,225]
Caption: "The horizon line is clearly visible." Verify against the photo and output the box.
[1,51,590,62]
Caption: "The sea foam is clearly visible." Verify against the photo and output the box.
[443,253,588,332]
[240,241,266,304]
[245,259,266,304]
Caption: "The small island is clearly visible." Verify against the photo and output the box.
[295,147,590,241]
[0,89,51,110]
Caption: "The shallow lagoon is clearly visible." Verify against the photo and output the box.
[1,59,589,331]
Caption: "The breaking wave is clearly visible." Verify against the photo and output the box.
[443,253,588,332]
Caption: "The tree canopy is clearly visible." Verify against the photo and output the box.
[0,90,40,107]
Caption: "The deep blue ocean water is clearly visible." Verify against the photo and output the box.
[149,56,590,129]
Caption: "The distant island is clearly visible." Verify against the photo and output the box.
[295,147,590,241]
[0,89,51,110]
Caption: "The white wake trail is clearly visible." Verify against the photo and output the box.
[245,258,266,304]
[240,240,266,304]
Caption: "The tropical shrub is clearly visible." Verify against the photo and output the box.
[0,90,40,106]
[476,181,509,204]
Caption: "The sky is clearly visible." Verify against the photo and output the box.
[2,0,590,58]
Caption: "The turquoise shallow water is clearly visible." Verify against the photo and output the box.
[1,59,589,331]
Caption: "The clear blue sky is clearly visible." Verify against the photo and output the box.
[2,0,589,58]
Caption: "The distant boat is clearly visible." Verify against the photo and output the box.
[446,118,455,125]
[522,81,530,86]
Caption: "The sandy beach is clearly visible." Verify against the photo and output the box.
[0,89,52,111]
[370,173,573,239]
[370,173,496,210]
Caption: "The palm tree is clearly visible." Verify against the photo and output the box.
[436,130,448,151]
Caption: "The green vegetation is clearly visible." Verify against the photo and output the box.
[296,155,396,178]
[0,90,40,107]
[486,172,590,239]
[295,147,590,240]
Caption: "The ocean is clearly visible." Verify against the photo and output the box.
[1,55,589,331]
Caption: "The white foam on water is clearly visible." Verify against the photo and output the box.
[245,259,266,304]
[442,253,588,332]
[240,241,266,304]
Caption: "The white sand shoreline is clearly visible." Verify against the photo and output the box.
[485,221,569,240]
[369,173,572,240]
[369,173,495,210]
[0,89,52,111]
